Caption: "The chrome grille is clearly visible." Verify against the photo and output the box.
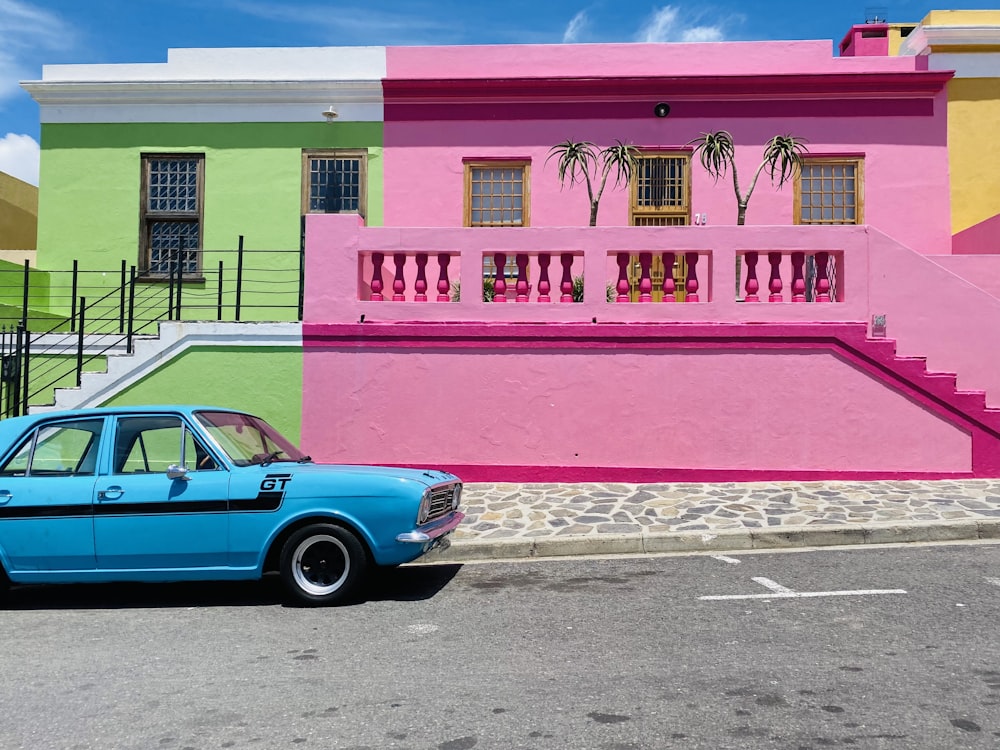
[427,483,458,522]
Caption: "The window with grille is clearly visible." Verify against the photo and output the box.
[795,159,864,225]
[465,162,529,228]
[140,155,203,276]
[302,150,367,215]
[630,153,691,226]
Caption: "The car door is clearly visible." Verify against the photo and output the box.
[93,414,230,570]
[0,417,103,572]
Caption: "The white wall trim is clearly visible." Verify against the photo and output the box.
[926,52,1000,79]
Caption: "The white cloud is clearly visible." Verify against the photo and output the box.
[562,10,589,43]
[0,1,76,101]
[635,5,727,43]
[0,132,39,185]
[228,0,457,42]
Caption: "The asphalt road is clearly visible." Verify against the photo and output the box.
[2,542,1000,750]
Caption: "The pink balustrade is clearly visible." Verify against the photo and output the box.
[306,215,861,324]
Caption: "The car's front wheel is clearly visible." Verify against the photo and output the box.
[279,524,367,606]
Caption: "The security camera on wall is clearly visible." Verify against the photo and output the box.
[653,102,671,118]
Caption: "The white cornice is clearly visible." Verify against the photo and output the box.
[900,25,1000,56]
[21,80,385,123]
[22,79,384,105]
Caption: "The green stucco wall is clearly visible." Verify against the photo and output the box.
[35,122,383,317]
[103,346,303,443]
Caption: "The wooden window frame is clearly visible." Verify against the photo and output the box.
[139,154,205,279]
[463,160,531,229]
[794,157,865,226]
[301,149,368,218]
[629,151,692,226]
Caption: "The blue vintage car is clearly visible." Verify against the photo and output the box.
[0,406,463,605]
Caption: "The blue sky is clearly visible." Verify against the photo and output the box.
[0,1,993,185]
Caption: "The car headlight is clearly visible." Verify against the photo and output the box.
[418,489,431,525]
[451,483,462,510]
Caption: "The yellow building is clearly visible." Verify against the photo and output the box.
[0,171,38,254]
[899,10,1000,254]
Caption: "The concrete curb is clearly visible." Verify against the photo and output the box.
[419,519,1000,563]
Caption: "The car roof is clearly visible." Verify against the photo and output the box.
[0,405,247,446]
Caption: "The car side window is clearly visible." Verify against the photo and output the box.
[0,419,104,477]
[114,416,218,475]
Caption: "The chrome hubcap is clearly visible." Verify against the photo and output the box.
[292,534,349,596]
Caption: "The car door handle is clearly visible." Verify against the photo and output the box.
[0,490,11,505]
[98,487,125,501]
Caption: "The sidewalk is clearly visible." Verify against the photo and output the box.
[422,479,1000,563]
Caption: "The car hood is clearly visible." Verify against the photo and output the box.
[253,462,459,487]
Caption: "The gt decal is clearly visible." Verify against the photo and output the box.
[260,475,292,492]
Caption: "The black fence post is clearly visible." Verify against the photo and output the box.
[70,260,79,332]
[20,260,29,329]
[19,325,29,417]
[127,266,136,355]
[217,260,224,321]
[175,238,184,320]
[0,327,8,419]
[119,259,127,333]
[77,298,86,388]
[235,235,244,322]
[167,249,176,322]
[298,242,305,321]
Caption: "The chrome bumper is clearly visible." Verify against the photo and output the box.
[396,511,465,544]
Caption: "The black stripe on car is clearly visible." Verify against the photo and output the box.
[0,496,281,519]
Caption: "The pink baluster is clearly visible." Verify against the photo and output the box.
[436,253,451,302]
[414,253,428,302]
[791,252,806,302]
[814,251,831,302]
[493,252,507,302]
[560,254,574,302]
[616,252,630,303]
[537,254,551,303]
[661,252,676,303]
[768,252,783,302]
[638,252,653,302]
[743,252,759,302]
[371,252,385,302]
[392,254,406,301]
[515,254,529,302]
[685,252,700,303]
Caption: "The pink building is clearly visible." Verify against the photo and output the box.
[302,39,1000,482]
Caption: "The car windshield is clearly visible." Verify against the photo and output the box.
[195,411,310,466]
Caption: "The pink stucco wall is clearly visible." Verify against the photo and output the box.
[381,42,952,256]
[301,344,970,475]
[301,216,1000,479]
[928,254,1000,299]
[870,230,1000,406]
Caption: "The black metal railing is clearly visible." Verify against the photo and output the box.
[0,240,304,418]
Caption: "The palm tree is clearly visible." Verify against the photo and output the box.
[546,140,640,226]
[688,131,808,225]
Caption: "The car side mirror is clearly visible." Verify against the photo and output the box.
[166,464,191,481]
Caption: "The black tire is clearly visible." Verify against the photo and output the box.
[279,524,367,606]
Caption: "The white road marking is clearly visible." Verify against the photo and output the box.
[986,577,1000,588]
[710,555,741,565]
[753,577,795,594]
[700,576,907,601]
